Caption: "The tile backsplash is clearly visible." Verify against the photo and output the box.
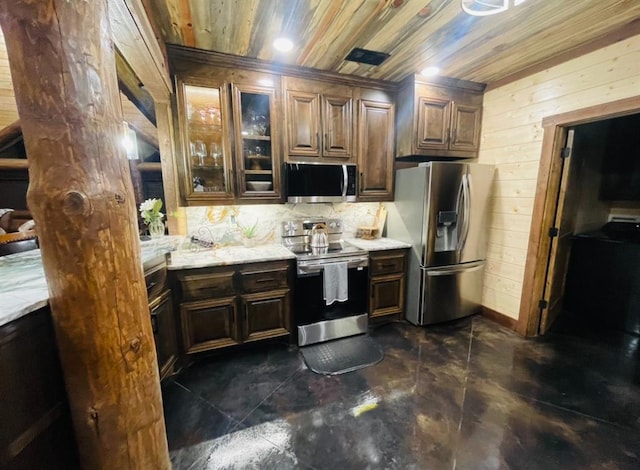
[186,202,384,246]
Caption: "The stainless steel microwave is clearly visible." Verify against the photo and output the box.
[285,163,357,203]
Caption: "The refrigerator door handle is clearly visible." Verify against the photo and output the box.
[427,260,484,276]
[455,176,465,251]
[456,173,471,252]
[460,173,472,252]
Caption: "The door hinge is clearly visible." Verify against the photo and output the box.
[538,299,548,309]
[561,147,571,159]
[548,227,559,238]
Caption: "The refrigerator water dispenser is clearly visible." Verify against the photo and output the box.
[435,210,458,252]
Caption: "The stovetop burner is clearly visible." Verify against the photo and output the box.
[281,218,367,262]
[286,241,366,261]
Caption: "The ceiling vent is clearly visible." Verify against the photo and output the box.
[344,48,390,66]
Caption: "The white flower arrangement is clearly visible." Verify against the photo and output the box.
[139,198,164,224]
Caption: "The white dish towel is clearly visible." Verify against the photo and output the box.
[323,261,349,305]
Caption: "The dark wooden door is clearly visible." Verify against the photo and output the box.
[323,95,352,158]
[240,289,291,342]
[150,290,178,380]
[450,103,482,152]
[540,129,577,334]
[370,274,405,318]
[232,83,282,202]
[416,96,451,150]
[179,297,239,353]
[286,90,320,157]
[358,99,395,201]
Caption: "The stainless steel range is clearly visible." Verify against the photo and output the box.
[281,218,369,346]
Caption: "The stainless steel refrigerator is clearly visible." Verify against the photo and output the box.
[387,162,495,325]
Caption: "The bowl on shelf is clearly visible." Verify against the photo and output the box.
[247,181,272,191]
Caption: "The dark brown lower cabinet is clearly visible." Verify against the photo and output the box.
[0,308,79,469]
[150,289,179,379]
[369,249,408,320]
[173,259,294,354]
[180,296,239,353]
[241,289,291,342]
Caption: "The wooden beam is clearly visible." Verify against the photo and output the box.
[0,119,21,153]
[0,157,28,169]
[116,49,156,125]
[155,101,187,235]
[0,1,170,468]
[137,161,162,172]
[108,0,171,101]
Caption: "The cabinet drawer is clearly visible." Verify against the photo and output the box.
[178,270,235,300]
[370,251,406,276]
[145,265,167,302]
[239,264,289,293]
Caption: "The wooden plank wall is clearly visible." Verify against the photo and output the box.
[478,34,640,320]
[0,30,18,129]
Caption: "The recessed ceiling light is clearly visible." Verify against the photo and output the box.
[273,37,294,52]
[421,66,440,77]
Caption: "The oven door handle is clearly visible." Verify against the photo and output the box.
[297,258,368,275]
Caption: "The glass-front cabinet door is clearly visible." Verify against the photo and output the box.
[178,82,234,203]
[232,84,280,201]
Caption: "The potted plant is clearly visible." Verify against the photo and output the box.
[139,198,165,238]
[239,220,259,247]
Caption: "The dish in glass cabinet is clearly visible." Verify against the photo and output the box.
[246,181,272,191]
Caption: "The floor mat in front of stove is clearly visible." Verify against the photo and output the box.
[299,334,384,375]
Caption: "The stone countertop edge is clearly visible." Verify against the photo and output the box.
[167,245,296,270]
[0,237,182,328]
[345,237,411,251]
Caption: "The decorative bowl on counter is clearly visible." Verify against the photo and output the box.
[247,181,272,191]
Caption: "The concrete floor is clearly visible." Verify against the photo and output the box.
[162,314,640,469]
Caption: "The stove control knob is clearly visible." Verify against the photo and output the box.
[284,222,297,233]
[329,221,339,230]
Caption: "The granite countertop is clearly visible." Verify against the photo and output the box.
[345,237,411,251]
[0,236,410,327]
[0,237,182,328]
[167,244,296,270]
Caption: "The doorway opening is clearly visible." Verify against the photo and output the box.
[517,96,640,337]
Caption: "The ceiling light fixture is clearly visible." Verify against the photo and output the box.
[273,37,294,52]
[461,0,528,17]
[421,66,440,77]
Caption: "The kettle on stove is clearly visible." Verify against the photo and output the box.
[309,223,329,248]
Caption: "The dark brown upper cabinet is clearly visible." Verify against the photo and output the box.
[356,87,395,201]
[284,77,353,162]
[231,83,282,202]
[396,75,484,159]
[173,59,283,205]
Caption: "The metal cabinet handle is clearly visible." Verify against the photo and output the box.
[256,278,275,283]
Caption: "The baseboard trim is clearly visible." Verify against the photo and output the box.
[481,307,518,331]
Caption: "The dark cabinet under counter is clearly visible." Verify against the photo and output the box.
[0,308,80,469]
[170,259,294,356]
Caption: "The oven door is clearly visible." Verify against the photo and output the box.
[295,257,368,346]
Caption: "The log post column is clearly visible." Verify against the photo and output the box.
[0,1,170,468]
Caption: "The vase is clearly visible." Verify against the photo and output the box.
[148,219,165,238]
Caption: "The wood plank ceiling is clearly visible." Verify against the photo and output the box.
[146,0,640,84]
